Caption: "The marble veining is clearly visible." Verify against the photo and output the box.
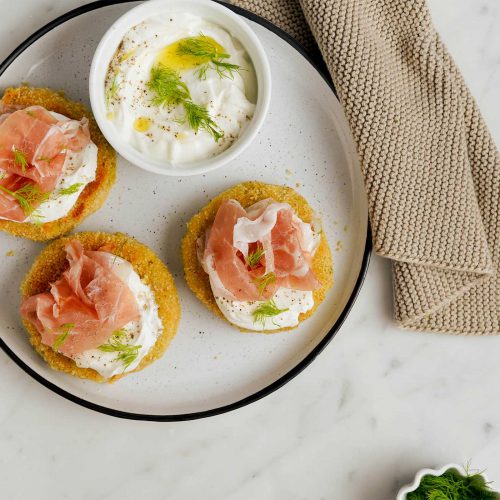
[1,1,500,499]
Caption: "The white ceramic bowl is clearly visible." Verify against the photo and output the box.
[89,0,271,176]
[397,463,476,499]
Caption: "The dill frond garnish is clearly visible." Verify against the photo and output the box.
[58,183,84,196]
[177,34,229,60]
[98,330,141,369]
[25,110,36,118]
[176,34,241,80]
[246,246,265,268]
[211,60,241,80]
[252,299,288,326]
[12,147,28,173]
[253,272,276,295]
[52,323,75,352]
[406,466,499,500]
[194,63,209,81]
[147,64,224,142]
[182,100,224,141]
[147,65,190,106]
[0,177,49,221]
[110,328,127,340]
[106,73,119,106]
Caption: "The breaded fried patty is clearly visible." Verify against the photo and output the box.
[0,86,116,241]
[181,181,333,333]
[20,232,181,382]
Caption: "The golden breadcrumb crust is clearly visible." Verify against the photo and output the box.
[0,86,116,241]
[20,232,181,383]
[181,181,333,333]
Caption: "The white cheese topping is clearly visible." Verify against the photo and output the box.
[71,256,163,379]
[215,286,314,331]
[26,142,97,223]
[105,12,256,165]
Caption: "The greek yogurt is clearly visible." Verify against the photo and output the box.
[105,12,257,164]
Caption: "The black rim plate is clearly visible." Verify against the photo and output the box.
[0,0,371,421]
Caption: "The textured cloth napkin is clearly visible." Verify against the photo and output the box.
[230,0,500,335]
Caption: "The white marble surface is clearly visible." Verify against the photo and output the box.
[1,1,499,499]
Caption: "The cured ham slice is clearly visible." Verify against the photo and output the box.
[0,105,91,222]
[20,240,140,356]
[202,199,260,301]
[199,199,321,301]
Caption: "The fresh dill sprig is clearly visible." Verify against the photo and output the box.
[253,272,276,295]
[25,110,36,118]
[147,64,224,141]
[177,34,230,60]
[0,177,49,220]
[52,323,75,352]
[106,73,119,106]
[98,330,141,369]
[10,182,49,216]
[176,34,241,81]
[194,63,210,81]
[246,247,265,268]
[252,299,288,326]
[182,100,224,142]
[212,60,241,80]
[147,64,190,106]
[12,147,28,173]
[110,328,127,340]
[58,183,84,196]
[406,467,499,500]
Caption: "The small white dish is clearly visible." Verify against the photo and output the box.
[397,463,478,499]
[89,0,271,176]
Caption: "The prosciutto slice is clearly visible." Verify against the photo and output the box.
[199,199,321,301]
[0,105,91,222]
[20,240,140,356]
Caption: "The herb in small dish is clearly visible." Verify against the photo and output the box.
[181,100,223,142]
[106,72,120,107]
[406,467,500,500]
[176,33,241,80]
[147,63,223,141]
[148,65,190,106]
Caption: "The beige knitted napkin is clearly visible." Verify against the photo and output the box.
[230,0,500,334]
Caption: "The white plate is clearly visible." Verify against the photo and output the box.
[0,1,370,420]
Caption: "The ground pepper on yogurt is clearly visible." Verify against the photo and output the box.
[105,12,257,165]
